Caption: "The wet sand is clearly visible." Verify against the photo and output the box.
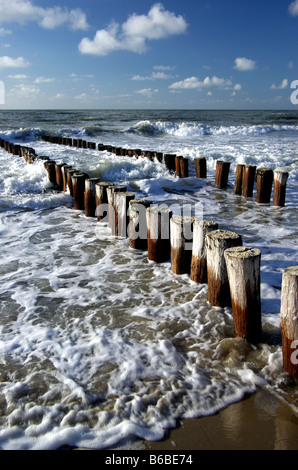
[144,389,298,451]
[65,389,297,451]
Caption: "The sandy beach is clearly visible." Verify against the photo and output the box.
[144,389,298,451]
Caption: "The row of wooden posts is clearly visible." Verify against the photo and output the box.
[1,136,297,381]
[41,134,289,207]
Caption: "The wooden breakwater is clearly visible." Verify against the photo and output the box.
[0,136,297,382]
[40,134,289,207]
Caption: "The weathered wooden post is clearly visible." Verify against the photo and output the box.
[215,161,230,189]
[155,152,163,163]
[224,246,262,343]
[147,205,172,263]
[72,173,87,210]
[170,216,195,275]
[55,163,66,191]
[206,230,242,307]
[129,199,152,250]
[233,164,245,195]
[95,182,114,222]
[175,156,182,177]
[241,165,256,198]
[85,178,99,217]
[191,220,218,284]
[164,154,176,173]
[27,154,36,164]
[116,192,135,237]
[66,169,76,196]
[180,158,188,178]
[106,186,126,235]
[194,157,207,179]
[44,161,57,187]
[273,171,289,207]
[280,266,298,381]
[255,168,274,204]
[61,165,72,192]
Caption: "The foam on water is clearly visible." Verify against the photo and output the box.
[128,119,298,138]
[0,110,297,450]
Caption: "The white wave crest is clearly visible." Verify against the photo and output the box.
[128,120,298,138]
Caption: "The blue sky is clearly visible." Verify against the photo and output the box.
[0,0,297,109]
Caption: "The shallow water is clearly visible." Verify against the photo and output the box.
[0,109,297,450]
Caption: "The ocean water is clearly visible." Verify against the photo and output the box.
[0,109,297,450]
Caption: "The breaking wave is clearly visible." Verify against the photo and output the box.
[127,120,298,138]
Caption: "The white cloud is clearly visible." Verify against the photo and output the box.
[34,76,55,83]
[270,78,288,89]
[79,3,187,56]
[8,73,27,79]
[132,71,174,80]
[169,77,202,89]
[0,0,88,31]
[169,75,233,90]
[289,0,298,16]
[0,27,12,36]
[135,88,159,97]
[234,83,242,90]
[234,57,256,71]
[9,82,40,98]
[153,65,176,71]
[288,61,294,70]
[0,55,30,69]
[75,93,87,100]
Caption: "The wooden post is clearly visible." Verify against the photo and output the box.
[280,266,298,381]
[241,165,256,198]
[147,206,172,263]
[206,229,242,307]
[106,186,126,235]
[132,149,141,158]
[180,158,188,178]
[191,220,218,284]
[27,154,36,164]
[170,216,195,275]
[164,154,176,173]
[95,182,114,222]
[66,169,76,196]
[175,156,182,177]
[55,163,66,191]
[84,178,99,217]
[44,161,57,187]
[233,164,245,195]
[72,173,86,210]
[255,168,273,204]
[61,165,72,192]
[116,192,135,237]
[224,246,262,343]
[129,199,152,250]
[273,171,289,207]
[194,157,207,179]
[155,152,163,163]
[215,161,230,189]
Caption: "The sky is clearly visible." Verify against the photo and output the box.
[0,0,297,109]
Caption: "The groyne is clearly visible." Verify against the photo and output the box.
[0,135,297,382]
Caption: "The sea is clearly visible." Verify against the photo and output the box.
[0,109,297,450]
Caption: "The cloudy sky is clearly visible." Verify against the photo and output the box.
[0,0,297,109]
